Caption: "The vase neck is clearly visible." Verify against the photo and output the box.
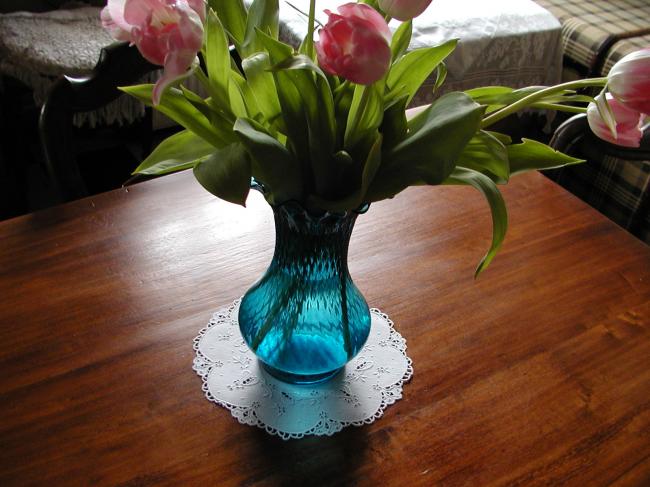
[271,204,358,276]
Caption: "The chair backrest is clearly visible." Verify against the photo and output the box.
[550,114,650,160]
[39,41,158,202]
[549,113,650,243]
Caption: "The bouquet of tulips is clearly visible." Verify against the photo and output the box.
[101,0,650,275]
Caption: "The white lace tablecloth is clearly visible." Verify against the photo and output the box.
[193,300,413,439]
[0,7,157,127]
[0,1,561,126]
[279,0,562,102]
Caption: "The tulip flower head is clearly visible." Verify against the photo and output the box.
[587,93,645,148]
[607,48,650,116]
[101,0,205,104]
[378,0,434,21]
[315,3,392,85]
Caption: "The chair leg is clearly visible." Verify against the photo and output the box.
[39,78,87,203]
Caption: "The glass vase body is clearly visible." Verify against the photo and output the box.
[238,201,371,384]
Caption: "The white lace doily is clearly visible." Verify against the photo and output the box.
[192,299,413,440]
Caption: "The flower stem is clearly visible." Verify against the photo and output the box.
[334,79,352,106]
[345,85,371,147]
[480,77,607,128]
[531,103,588,114]
[339,254,352,358]
[305,0,317,59]
[251,279,300,351]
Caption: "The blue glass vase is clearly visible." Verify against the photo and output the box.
[238,201,371,385]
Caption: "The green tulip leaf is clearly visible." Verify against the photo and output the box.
[443,167,508,277]
[208,0,247,47]
[366,91,484,201]
[309,134,383,212]
[456,130,510,183]
[390,20,412,62]
[232,70,264,121]
[242,52,282,126]
[120,84,233,148]
[193,142,252,206]
[345,82,384,151]
[242,0,279,57]
[433,63,448,93]
[280,56,337,195]
[205,9,231,109]
[507,139,584,175]
[466,85,594,113]
[134,130,214,175]
[233,118,302,203]
[180,86,213,120]
[380,94,409,151]
[227,70,250,118]
[386,39,457,105]
[257,30,312,164]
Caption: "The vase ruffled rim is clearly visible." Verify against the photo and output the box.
[251,178,370,220]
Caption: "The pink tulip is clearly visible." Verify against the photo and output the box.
[607,48,650,115]
[587,94,644,148]
[378,0,433,21]
[316,3,392,85]
[101,0,205,105]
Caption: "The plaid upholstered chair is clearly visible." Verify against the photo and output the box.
[548,114,650,244]
[531,1,649,244]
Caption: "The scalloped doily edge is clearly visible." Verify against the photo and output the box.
[192,299,413,440]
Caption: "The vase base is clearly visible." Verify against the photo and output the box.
[261,362,343,385]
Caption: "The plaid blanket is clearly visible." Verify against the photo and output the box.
[534,0,650,75]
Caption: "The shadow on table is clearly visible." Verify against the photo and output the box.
[241,426,370,486]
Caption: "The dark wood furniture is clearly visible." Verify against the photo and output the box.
[39,41,158,202]
[1,170,648,486]
[0,3,130,218]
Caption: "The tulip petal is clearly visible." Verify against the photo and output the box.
[608,47,650,115]
[594,92,618,138]
[338,3,391,42]
[101,3,132,41]
[587,94,644,148]
[316,4,391,85]
[152,49,198,105]
[186,0,206,22]
[174,3,205,52]
[124,0,166,26]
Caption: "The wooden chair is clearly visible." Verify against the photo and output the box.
[0,2,141,214]
[39,41,158,202]
[40,44,244,199]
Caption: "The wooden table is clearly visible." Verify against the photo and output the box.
[1,171,649,486]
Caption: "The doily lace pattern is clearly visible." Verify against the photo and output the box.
[192,300,413,439]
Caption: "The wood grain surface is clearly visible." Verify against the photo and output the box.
[1,170,649,486]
